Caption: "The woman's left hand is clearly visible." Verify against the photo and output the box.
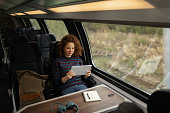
[84,70,91,79]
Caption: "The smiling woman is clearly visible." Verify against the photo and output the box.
[64,42,75,58]
[53,34,91,96]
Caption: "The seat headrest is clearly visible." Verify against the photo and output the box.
[37,34,56,47]
[147,89,170,113]
[114,102,144,113]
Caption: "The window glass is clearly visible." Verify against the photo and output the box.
[83,22,167,94]
[29,19,41,29]
[44,20,68,40]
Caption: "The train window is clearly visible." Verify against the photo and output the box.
[83,22,168,94]
[29,19,41,29]
[44,20,68,40]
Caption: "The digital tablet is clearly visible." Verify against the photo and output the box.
[71,65,92,76]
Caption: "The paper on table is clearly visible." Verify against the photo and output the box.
[71,65,92,76]
[83,91,101,102]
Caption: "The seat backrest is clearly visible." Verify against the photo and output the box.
[113,102,144,113]
[16,27,41,42]
[10,42,44,74]
[147,89,170,113]
[27,30,41,41]
[0,40,4,75]
[1,28,28,47]
[42,41,61,99]
[0,40,4,63]
[49,41,60,64]
[49,33,56,41]
[37,34,56,74]
[37,34,56,59]
[16,27,35,36]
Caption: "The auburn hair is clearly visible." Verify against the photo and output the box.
[57,34,83,57]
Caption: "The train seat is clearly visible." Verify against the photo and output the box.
[42,41,60,99]
[16,27,35,36]
[49,41,60,65]
[10,42,44,74]
[26,30,41,41]
[37,33,56,59]
[37,33,56,74]
[1,28,28,47]
[113,102,144,113]
[9,42,45,110]
[0,40,4,64]
[147,89,170,113]
[16,27,42,41]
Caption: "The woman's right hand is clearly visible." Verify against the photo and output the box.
[62,71,75,83]
[66,71,75,79]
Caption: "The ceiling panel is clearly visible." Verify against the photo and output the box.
[149,0,170,8]
[0,0,99,11]
[0,0,28,10]
[2,0,170,25]
[0,0,100,14]
[9,6,36,14]
[30,0,99,7]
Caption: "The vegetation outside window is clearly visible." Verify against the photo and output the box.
[83,22,166,94]
[30,19,41,30]
[45,20,68,41]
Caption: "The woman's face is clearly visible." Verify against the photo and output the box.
[64,42,75,58]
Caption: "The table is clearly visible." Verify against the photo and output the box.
[17,84,125,113]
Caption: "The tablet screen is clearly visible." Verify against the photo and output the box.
[71,65,92,76]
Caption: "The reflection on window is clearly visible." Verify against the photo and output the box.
[83,22,166,94]
[45,20,68,41]
[30,19,41,30]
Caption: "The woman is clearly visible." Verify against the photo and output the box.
[53,34,91,95]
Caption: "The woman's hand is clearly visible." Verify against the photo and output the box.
[62,71,75,83]
[84,70,91,79]
[66,71,75,79]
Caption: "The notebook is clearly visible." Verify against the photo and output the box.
[71,65,92,76]
[83,91,101,102]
